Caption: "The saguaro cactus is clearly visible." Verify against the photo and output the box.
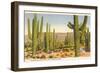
[85,28,90,51]
[49,24,53,50]
[39,16,43,49]
[67,15,88,57]
[37,20,40,50]
[64,32,74,48]
[37,20,39,38]
[32,14,38,56]
[27,18,31,39]
[74,15,80,56]
[53,29,56,50]
[44,23,49,52]
[40,16,43,37]
[50,32,53,50]
[79,16,88,46]
[48,24,50,49]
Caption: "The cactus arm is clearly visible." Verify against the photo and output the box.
[67,22,74,29]
[79,16,88,46]
[82,16,88,26]
[79,16,88,31]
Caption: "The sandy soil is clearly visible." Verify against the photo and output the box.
[24,49,90,62]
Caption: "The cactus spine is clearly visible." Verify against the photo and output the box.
[32,14,38,56]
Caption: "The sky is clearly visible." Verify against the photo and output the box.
[25,12,90,34]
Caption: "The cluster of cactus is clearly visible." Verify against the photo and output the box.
[44,23,56,52]
[27,14,44,56]
[64,32,74,48]
[67,15,89,57]
[28,14,57,54]
[27,14,90,57]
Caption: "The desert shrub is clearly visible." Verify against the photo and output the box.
[25,37,32,48]
[49,55,54,58]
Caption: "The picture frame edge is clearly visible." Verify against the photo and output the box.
[11,2,19,71]
[11,1,98,71]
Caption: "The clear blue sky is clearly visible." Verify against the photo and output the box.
[25,12,90,33]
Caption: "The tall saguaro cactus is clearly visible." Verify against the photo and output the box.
[37,20,40,50]
[67,15,88,57]
[37,20,39,38]
[74,15,80,56]
[40,16,43,37]
[49,24,53,50]
[53,29,56,50]
[48,24,50,49]
[39,16,43,49]
[44,23,49,52]
[32,14,38,56]
[27,18,31,39]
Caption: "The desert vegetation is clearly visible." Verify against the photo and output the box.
[24,14,90,61]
